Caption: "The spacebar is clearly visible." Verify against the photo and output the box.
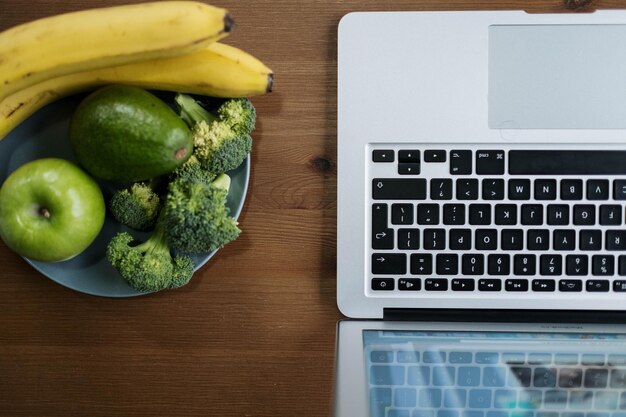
[372,178,426,200]
[509,150,626,175]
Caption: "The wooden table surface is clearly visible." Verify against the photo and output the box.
[0,0,621,416]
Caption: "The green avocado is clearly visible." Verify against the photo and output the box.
[69,85,192,182]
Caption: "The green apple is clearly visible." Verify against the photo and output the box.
[0,158,105,262]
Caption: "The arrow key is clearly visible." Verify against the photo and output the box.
[372,253,407,275]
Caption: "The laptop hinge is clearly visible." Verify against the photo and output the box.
[383,308,626,323]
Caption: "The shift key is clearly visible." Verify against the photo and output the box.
[372,253,407,275]
[372,178,426,200]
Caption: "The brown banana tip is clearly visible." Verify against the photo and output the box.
[224,13,235,33]
[266,73,274,93]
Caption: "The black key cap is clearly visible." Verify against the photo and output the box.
[534,367,557,388]
[372,278,395,291]
[488,254,510,275]
[372,178,426,200]
[476,150,505,175]
[399,150,420,163]
[482,179,505,200]
[449,229,471,250]
[479,279,501,291]
[535,179,557,200]
[495,204,517,225]
[506,279,529,292]
[584,369,608,388]
[411,254,432,275]
[476,229,498,251]
[456,179,479,200]
[502,230,523,251]
[398,229,420,250]
[554,230,575,251]
[540,255,562,276]
[436,254,458,275]
[372,203,394,250]
[533,279,556,292]
[398,278,421,291]
[424,229,446,250]
[607,230,626,250]
[600,205,622,225]
[613,280,626,291]
[443,204,465,225]
[424,150,446,162]
[574,205,596,225]
[398,163,420,175]
[566,255,588,275]
[373,149,394,162]
[559,279,583,292]
[391,203,414,225]
[580,230,601,251]
[462,254,484,275]
[561,179,583,200]
[430,179,452,200]
[425,278,448,291]
[509,179,531,200]
[620,255,626,276]
[417,203,439,225]
[559,368,583,388]
[450,150,472,175]
[509,151,626,175]
[547,205,569,225]
[592,255,614,276]
[514,254,536,275]
[372,254,406,275]
[586,280,610,292]
[451,279,475,291]
[469,204,491,225]
[527,229,549,251]
[511,367,532,387]
[521,205,543,225]
[614,180,626,200]
[587,179,609,200]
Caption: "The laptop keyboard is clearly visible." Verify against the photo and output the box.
[367,346,626,417]
[369,145,626,295]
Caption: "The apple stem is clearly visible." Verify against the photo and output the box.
[39,207,51,219]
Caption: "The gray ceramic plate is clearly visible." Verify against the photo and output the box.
[0,94,250,297]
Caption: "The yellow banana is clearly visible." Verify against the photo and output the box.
[0,42,273,140]
[0,1,233,101]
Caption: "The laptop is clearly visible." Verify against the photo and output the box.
[335,9,626,417]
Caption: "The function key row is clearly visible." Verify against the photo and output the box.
[372,178,626,201]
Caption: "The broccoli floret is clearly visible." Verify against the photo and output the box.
[106,216,194,293]
[175,94,254,175]
[163,172,240,254]
[109,182,161,230]
[169,155,215,184]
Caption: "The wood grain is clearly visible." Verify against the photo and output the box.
[0,1,623,416]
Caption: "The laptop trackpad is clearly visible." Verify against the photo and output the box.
[489,24,626,129]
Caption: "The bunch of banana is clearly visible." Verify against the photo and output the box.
[0,1,273,140]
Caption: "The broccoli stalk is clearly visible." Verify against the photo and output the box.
[109,181,161,230]
[175,94,255,175]
[106,214,194,293]
[163,172,240,254]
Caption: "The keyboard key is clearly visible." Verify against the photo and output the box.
[535,179,557,200]
[431,179,453,200]
[566,255,588,275]
[424,229,446,250]
[478,279,501,291]
[444,388,467,408]
[424,351,447,363]
[417,204,439,225]
[452,279,475,291]
[424,149,446,162]
[449,229,471,250]
[408,365,431,385]
[394,387,417,408]
[493,389,518,409]
[372,149,394,162]
[559,368,583,387]
[547,205,569,225]
[587,179,609,200]
[553,230,575,251]
[398,163,420,175]
[425,279,448,291]
[468,389,492,408]
[514,254,536,275]
[372,253,406,274]
[391,203,414,225]
[372,204,394,250]
[534,367,557,387]
[369,387,392,417]
[449,352,473,364]
[433,366,456,386]
[397,351,420,363]
[561,179,583,200]
[476,230,498,251]
[509,179,531,200]
[527,229,549,251]
[462,254,484,275]
[456,179,479,200]
[610,369,626,388]
[436,254,458,275]
[458,366,481,387]
[614,180,626,200]
[505,279,528,292]
[411,254,433,275]
[614,280,626,291]
[532,279,556,292]
[559,279,583,292]
[469,204,491,225]
[502,230,523,250]
[372,278,395,291]
[370,365,405,385]
[398,229,420,250]
[443,204,465,225]
[483,367,507,387]
[607,230,626,250]
[584,369,608,388]
[399,150,420,163]
[600,205,622,225]
[586,279,609,292]
[487,254,510,275]
[476,150,504,175]
[592,255,614,276]
[419,388,442,408]
[509,151,626,175]
[495,204,517,225]
[372,178,426,200]
[482,179,505,200]
[371,351,395,363]
[450,150,472,175]
[574,205,596,225]
[398,278,421,291]
[540,255,562,276]
[510,367,532,387]
[521,204,543,225]
[580,230,602,251]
